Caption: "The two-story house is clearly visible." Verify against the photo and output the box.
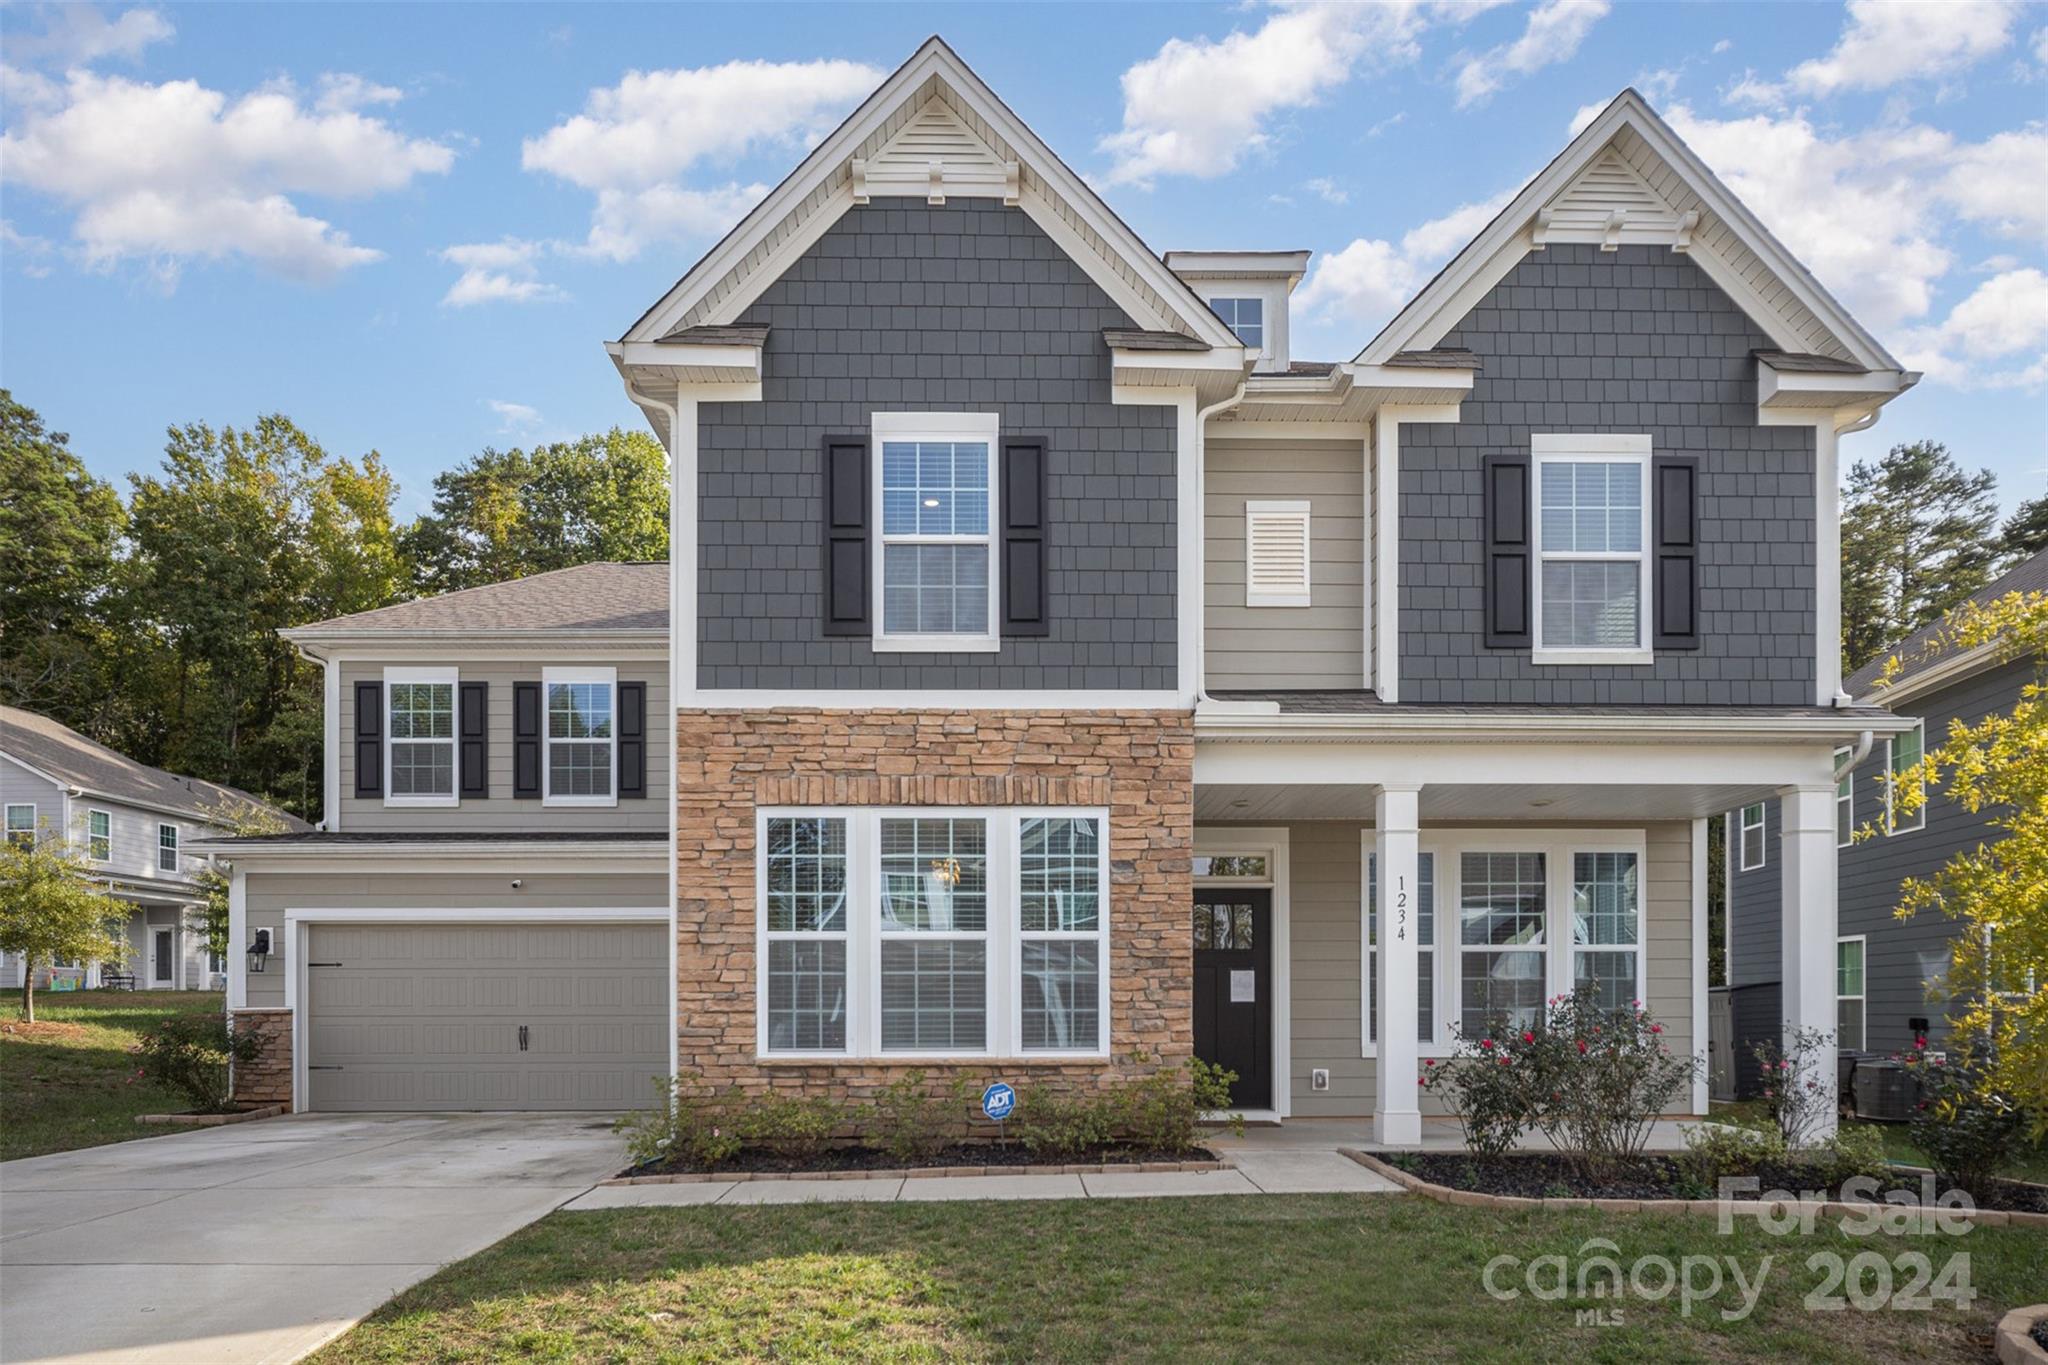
[219,39,1914,1143]
[1718,546,2046,1099]
[1,706,304,991]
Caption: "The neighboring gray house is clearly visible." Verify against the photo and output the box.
[1720,548,2048,1096]
[0,706,304,991]
[214,39,1916,1141]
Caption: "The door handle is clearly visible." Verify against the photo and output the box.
[518,1024,529,1052]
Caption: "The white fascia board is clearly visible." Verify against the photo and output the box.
[684,688,1195,709]
[1109,347,1247,375]
[1343,364,1475,394]
[614,341,763,374]
[1855,640,2008,709]
[182,840,667,869]
[1195,738,1846,792]
[1191,709,1917,744]
[1757,364,1914,409]
[1163,251,1312,282]
[279,631,668,660]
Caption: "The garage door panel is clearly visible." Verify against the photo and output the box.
[305,922,666,1113]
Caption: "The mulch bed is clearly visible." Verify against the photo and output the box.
[1390,1152,2048,1214]
[627,1142,1218,1179]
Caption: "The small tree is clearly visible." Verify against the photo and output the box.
[0,825,132,1022]
[1877,589,2048,1135]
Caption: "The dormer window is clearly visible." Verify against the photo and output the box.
[1212,296,1264,349]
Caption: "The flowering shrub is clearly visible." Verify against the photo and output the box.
[1419,1035,1538,1157]
[131,1014,263,1113]
[1900,1041,2028,1196]
[1748,1026,1836,1146]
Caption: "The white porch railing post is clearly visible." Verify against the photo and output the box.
[1374,784,1424,1146]
[1779,784,1839,1145]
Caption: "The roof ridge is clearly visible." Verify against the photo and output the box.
[293,560,650,631]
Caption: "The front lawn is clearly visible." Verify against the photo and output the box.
[0,988,226,1161]
[317,1195,2047,1364]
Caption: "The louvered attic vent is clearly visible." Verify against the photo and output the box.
[1245,500,1312,607]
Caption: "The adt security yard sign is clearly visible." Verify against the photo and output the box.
[981,1081,1016,1122]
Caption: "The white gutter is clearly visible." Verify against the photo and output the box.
[183,837,667,859]
[1194,709,1917,744]
[1193,380,1249,703]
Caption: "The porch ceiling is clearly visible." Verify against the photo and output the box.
[1196,780,1775,824]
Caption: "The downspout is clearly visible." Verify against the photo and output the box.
[1193,379,1249,704]
[1834,730,1874,784]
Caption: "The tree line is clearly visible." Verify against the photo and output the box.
[0,391,667,819]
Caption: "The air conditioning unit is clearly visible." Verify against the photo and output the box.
[1851,1059,1920,1122]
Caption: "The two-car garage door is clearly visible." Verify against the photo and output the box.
[304,922,666,1112]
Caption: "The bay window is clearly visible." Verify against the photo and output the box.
[543,667,616,805]
[757,807,1107,1059]
[1531,435,1651,664]
[873,412,1000,653]
[385,667,457,804]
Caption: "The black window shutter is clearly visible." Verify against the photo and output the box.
[1653,456,1701,650]
[822,435,869,635]
[458,681,488,797]
[617,681,647,799]
[513,681,542,798]
[1002,436,1050,637]
[1482,455,1532,648]
[352,681,382,797]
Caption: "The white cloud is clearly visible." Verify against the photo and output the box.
[1303,176,1349,205]
[1366,110,1408,138]
[521,57,880,260]
[1,219,57,277]
[438,237,566,307]
[1935,126,2048,241]
[1788,0,2019,96]
[0,70,453,285]
[1294,190,1515,328]
[1453,0,1611,110]
[1097,2,1484,187]
[315,73,403,114]
[1711,39,1732,56]
[1898,268,2048,388]
[487,399,544,433]
[6,6,173,67]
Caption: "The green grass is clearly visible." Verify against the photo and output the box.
[1709,1100,2048,1185]
[0,988,226,1161]
[317,1195,2047,1364]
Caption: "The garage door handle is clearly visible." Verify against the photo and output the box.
[518,1025,529,1052]
[309,961,344,967]
[308,1065,344,1071]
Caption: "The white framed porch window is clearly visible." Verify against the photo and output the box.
[543,666,617,806]
[872,412,1001,654]
[384,666,458,806]
[756,806,1110,1060]
[1837,936,1866,1050]
[1531,434,1652,665]
[1834,749,1854,848]
[1570,851,1640,1012]
[1738,802,1766,870]
[1886,721,1925,834]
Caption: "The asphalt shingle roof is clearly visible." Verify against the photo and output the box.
[1844,547,2048,697]
[0,707,306,828]
[289,562,669,635]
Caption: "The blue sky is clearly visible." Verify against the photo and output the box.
[3,1,2043,519]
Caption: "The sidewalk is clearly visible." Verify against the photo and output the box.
[565,1147,1400,1209]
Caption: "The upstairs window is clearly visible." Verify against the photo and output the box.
[1212,296,1264,349]
[386,668,457,805]
[1532,436,1651,664]
[86,809,111,861]
[1738,803,1767,871]
[158,823,179,873]
[873,413,999,653]
[5,804,33,850]
[543,668,616,805]
[1887,721,1926,834]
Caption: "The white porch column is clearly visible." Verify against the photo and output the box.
[1373,784,1424,1145]
[1779,784,1839,1144]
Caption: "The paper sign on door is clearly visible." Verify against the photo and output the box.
[1230,970,1256,1003]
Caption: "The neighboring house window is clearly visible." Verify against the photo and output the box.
[5,804,33,849]
[1571,852,1640,1011]
[1738,803,1766,871]
[1531,436,1651,664]
[1834,749,1854,848]
[757,807,1109,1058]
[1887,721,1926,834]
[1459,851,1548,1036]
[86,809,111,862]
[385,668,458,804]
[1211,296,1264,349]
[1837,937,1866,1050]
[158,823,179,873]
[543,667,617,806]
[208,947,226,976]
[1366,850,1436,1044]
[1244,501,1312,607]
[873,412,1000,653]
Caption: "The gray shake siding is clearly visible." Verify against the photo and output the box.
[698,198,1178,691]
[1399,244,1817,705]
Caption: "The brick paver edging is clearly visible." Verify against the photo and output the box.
[1338,1149,2048,1230]
[603,1159,1231,1187]
[1995,1305,2048,1365]
[135,1105,287,1128]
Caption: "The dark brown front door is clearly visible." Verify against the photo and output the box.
[1192,889,1271,1110]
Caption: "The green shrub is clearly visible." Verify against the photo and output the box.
[867,1071,973,1165]
[1113,1055,1239,1154]
[738,1093,845,1163]
[1899,1046,2028,1196]
[1805,1123,1891,1187]
[1682,1121,1787,1183]
[616,1074,744,1169]
[1421,1045,1535,1158]
[1749,1027,1835,1146]
[1531,991,1699,1176]
[1010,1083,1115,1159]
[132,1013,263,1113]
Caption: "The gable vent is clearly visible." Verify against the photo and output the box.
[1245,500,1312,608]
[1533,145,1689,249]
[852,97,1017,204]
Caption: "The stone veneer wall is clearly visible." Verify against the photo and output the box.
[674,709,1195,1099]
[230,1008,293,1107]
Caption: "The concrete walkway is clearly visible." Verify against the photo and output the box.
[566,1147,1400,1209]
[0,1113,625,1365]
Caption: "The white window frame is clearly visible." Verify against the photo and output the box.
[871,411,1002,655]
[1834,748,1854,848]
[1530,434,1653,666]
[158,823,179,873]
[1362,828,1646,1057]
[755,805,1111,1061]
[382,666,459,808]
[541,666,619,808]
[86,808,111,862]
[1244,500,1312,608]
[1836,935,1866,1050]
[1738,802,1767,871]
[1210,295,1265,351]
[1886,720,1926,835]
[5,803,34,848]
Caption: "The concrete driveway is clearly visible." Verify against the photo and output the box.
[0,1113,626,1365]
